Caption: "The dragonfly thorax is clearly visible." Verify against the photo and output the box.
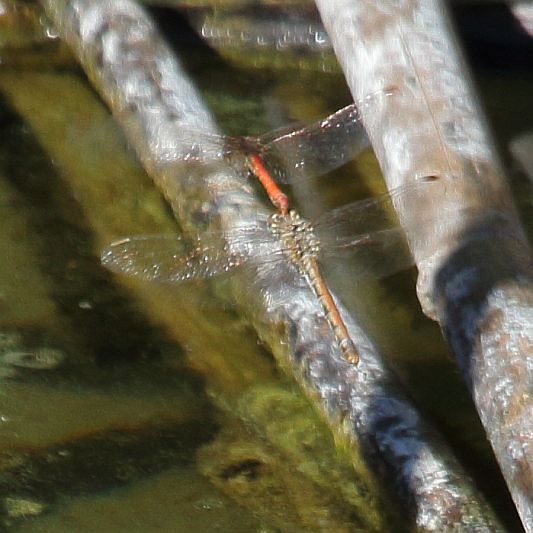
[268,210,321,273]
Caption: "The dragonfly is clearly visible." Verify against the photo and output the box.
[174,87,398,214]
[101,177,438,365]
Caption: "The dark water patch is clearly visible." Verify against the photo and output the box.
[0,418,218,529]
[450,3,533,74]
[0,94,182,368]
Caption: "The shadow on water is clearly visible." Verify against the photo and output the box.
[0,94,189,369]
[0,420,217,511]
[0,93,221,528]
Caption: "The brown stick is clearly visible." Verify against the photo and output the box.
[316,1,533,530]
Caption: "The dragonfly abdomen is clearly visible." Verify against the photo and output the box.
[267,209,359,365]
[305,256,360,365]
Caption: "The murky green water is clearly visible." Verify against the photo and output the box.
[0,2,530,532]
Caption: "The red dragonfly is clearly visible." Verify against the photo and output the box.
[173,87,397,213]
[101,177,439,364]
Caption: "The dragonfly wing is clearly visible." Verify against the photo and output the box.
[174,129,226,162]
[254,120,306,146]
[101,235,248,283]
[260,103,370,184]
[319,228,415,281]
[315,178,445,280]
[313,180,438,237]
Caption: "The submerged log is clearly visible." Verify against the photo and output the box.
[37,0,504,529]
[315,0,533,530]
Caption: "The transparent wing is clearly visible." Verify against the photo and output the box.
[101,228,415,286]
[101,181,431,283]
[258,88,397,183]
[164,88,397,182]
[170,107,367,183]
[259,103,370,184]
[319,228,414,281]
[167,128,237,163]
[101,177,438,286]
[101,235,250,283]
[313,179,437,237]
[314,177,441,278]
